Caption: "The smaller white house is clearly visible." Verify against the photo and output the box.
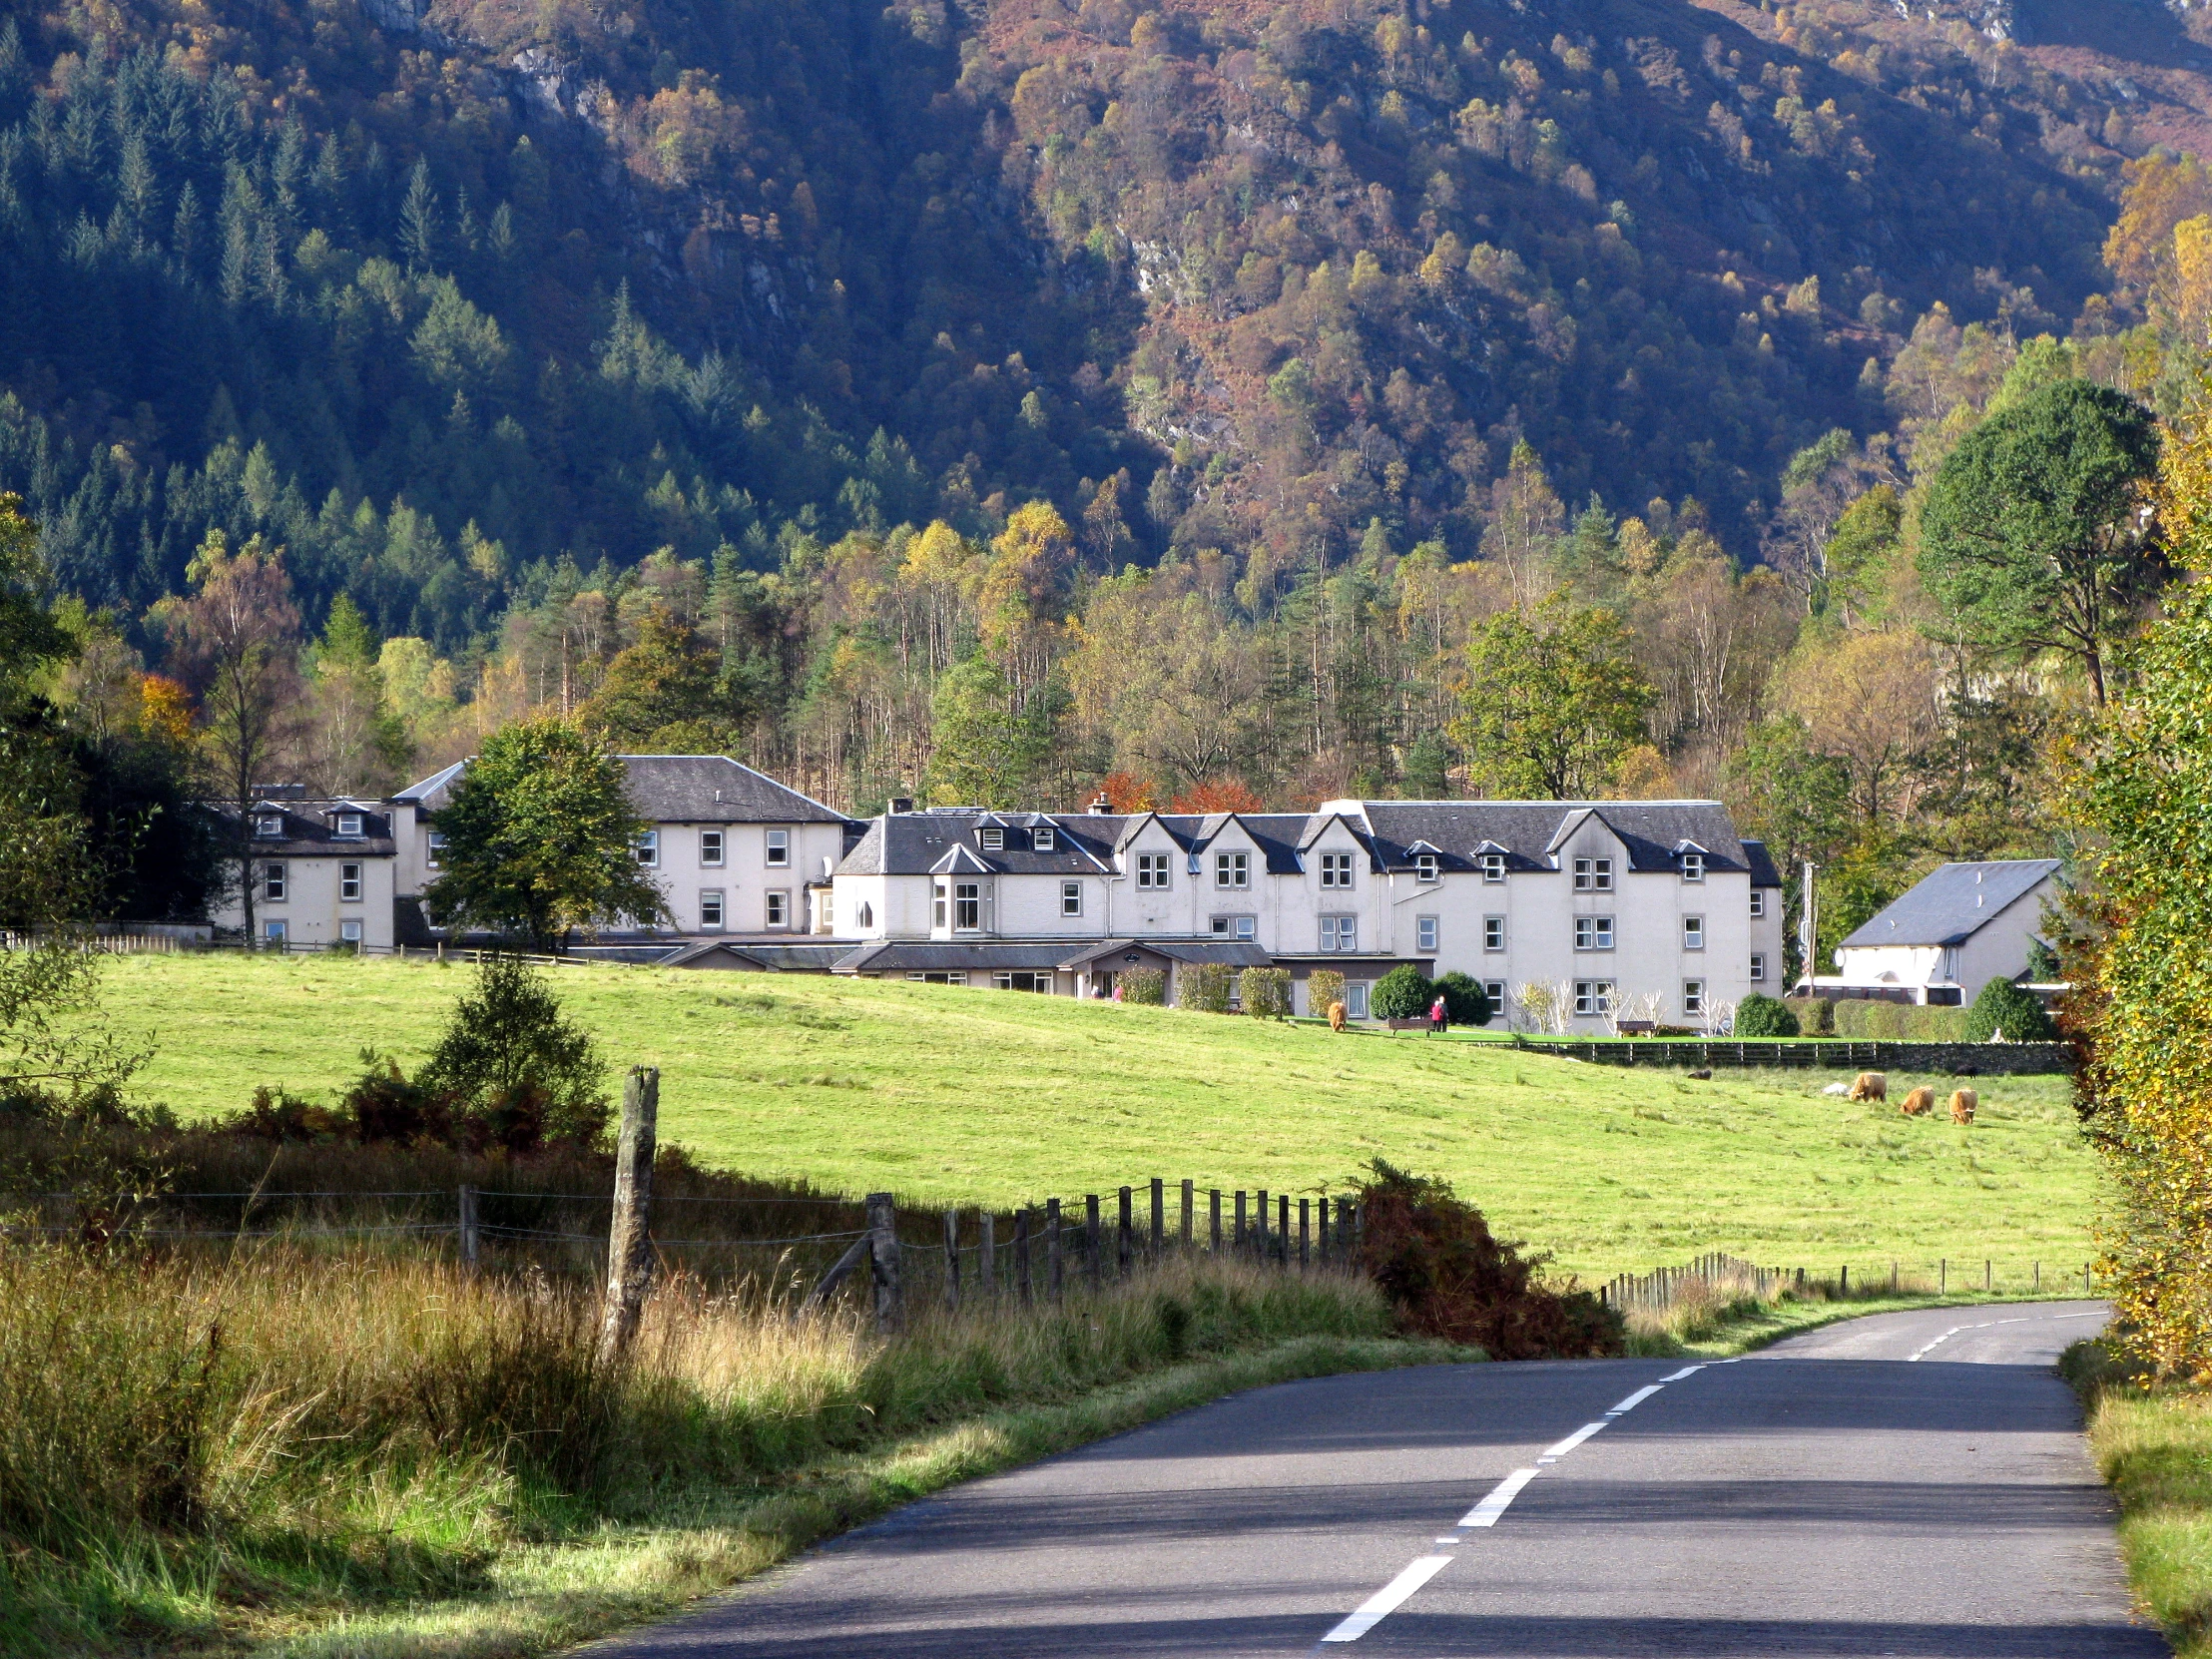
[206,794,400,949]
[1829,859,2061,1006]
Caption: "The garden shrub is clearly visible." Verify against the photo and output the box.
[1832,1000,1966,1041]
[1306,969,1345,1018]
[1785,996,1835,1035]
[1734,993,1800,1037]
[1354,1159,1621,1358]
[1238,966,1291,1019]
[416,955,610,1149]
[1120,967,1166,1005]
[1963,977,2057,1042]
[1435,971,1491,1026]
[1372,964,1433,1021]
[1181,962,1234,1012]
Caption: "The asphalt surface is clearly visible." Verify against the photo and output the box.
[589,1301,2160,1658]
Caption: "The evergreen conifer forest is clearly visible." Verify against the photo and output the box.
[1,0,2208,958]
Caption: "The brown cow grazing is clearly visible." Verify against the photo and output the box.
[1900,1085,1936,1117]
[1328,1000,1348,1033]
[1849,1072,1888,1102]
[1950,1088,1978,1125]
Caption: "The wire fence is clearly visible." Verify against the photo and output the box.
[1598,1250,2100,1313]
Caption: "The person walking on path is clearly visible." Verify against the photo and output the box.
[1428,994,1447,1035]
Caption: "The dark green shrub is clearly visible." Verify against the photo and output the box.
[417,955,609,1148]
[1435,971,1492,1026]
[1735,993,1800,1037]
[1785,996,1834,1036]
[1963,977,2058,1042]
[1372,964,1434,1021]
[1181,962,1234,1013]
[1120,967,1166,1005]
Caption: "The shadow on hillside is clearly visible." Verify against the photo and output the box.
[2016,0,2205,69]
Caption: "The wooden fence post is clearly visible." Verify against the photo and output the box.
[1211,1189,1222,1253]
[1277,1195,1289,1267]
[1118,1186,1134,1275]
[1015,1208,1032,1305]
[1299,1198,1310,1271]
[867,1193,903,1335]
[1234,1190,1246,1254]
[596,1066,659,1367]
[1180,1179,1194,1247]
[458,1184,479,1271]
[1350,1200,1362,1264]
[980,1212,996,1299]
[1256,1189,1270,1260]
[1085,1194,1102,1290]
[1984,1259,1991,1293]
[1318,1196,1331,1266]
[1150,1178,1165,1257]
[1047,1197,1063,1304]
[943,1209,960,1313]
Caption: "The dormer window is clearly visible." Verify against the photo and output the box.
[1681,852,1705,882]
[981,828,1004,851]
[254,814,283,838]
[1573,856,1613,891]
[1034,826,1055,852]
[335,813,364,838]
[1414,852,1439,883]
[1480,852,1506,883]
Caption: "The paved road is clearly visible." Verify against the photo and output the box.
[591,1301,2159,1658]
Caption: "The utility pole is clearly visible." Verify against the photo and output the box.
[1799,858,1819,992]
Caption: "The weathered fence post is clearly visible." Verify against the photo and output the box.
[943,1209,960,1313]
[1940,1258,1946,1294]
[1318,1195,1331,1266]
[1015,1208,1032,1305]
[596,1066,659,1367]
[1350,1200,1363,1264]
[867,1192,903,1334]
[1181,1179,1194,1248]
[1150,1178,1165,1257]
[1085,1194,1102,1290]
[1277,1195,1290,1267]
[1234,1190,1247,1254]
[1299,1198,1310,1271]
[1210,1188,1222,1253]
[1118,1186,1134,1275]
[458,1184,479,1271]
[2034,1260,2040,1294]
[1046,1197,1063,1304]
[1256,1189,1270,1261]
[980,1212,997,1299]
[1840,1265,1849,1296]
[1984,1259,1991,1293]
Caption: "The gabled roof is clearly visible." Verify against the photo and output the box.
[392,755,848,826]
[836,812,1125,877]
[1352,801,1755,875]
[209,798,396,855]
[1839,860,2062,950]
[1054,937,1278,969]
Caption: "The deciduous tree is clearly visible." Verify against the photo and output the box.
[1450,597,1651,799]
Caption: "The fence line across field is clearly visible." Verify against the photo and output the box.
[1598,1250,2099,1312]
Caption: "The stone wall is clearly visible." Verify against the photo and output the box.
[1515,1037,2072,1076]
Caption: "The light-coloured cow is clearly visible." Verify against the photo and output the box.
[1849,1072,1888,1102]
[1950,1088,1978,1125]
[1901,1085,1936,1117]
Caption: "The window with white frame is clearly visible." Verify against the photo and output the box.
[953,881,981,931]
[1683,914,1704,950]
[1480,852,1506,882]
[1483,979,1506,1010]
[1215,850,1250,889]
[1681,850,1705,882]
[993,971,1050,992]
[339,919,363,944]
[1573,979,1614,1017]
[335,813,364,838]
[1750,887,1766,918]
[980,827,1004,851]
[255,814,283,837]
[1034,826,1056,852]
[1319,850,1355,888]
[1750,952,1767,982]
[263,861,287,902]
[767,830,790,866]
[1573,856,1614,891]
[766,890,789,928]
[1136,851,1171,889]
[907,971,969,985]
[1484,915,1506,951]
[264,919,287,943]
[1320,914,1357,952]
[1683,979,1705,1017]
[426,831,447,868]
[1344,982,1370,1019]
[700,890,725,929]
[339,863,362,902]
[1574,915,1614,950]
[701,830,725,866]
[1211,914,1256,939]
[1416,914,1439,953]
[635,830,660,867]
[1414,851,1439,883]
[1061,880,1083,916]
[932,880,948,929]
[820,891,833,929]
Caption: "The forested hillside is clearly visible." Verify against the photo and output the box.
[0,0,2202,963]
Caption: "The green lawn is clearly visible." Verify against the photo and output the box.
[94,952,2103,1280]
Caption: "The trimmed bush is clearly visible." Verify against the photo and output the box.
[1181,962,1234,1013]
[1119,967,1165,1005]
[1734,993,1800,1038]
[1435,971,1492,1027]
[1306,969,1345,1018]
[1785,996,1835,1036]
[1963,977,2058,1043]
[1372,964,1434,1021]
[1238,966,1291,1019]
[1832,1000,1967,1041]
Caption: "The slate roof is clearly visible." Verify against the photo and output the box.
[660,939,851,971]
[1352,801,1756,875]
[1054,938,1278,969]
[392,755,848,826]
[836,941,1083,974]
[1839,860,2062,950]
[210,799,396,856]
[1742,837,1783,888]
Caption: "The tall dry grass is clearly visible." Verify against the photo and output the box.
[0,1239,1387,1652]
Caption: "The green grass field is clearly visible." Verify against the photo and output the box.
[94,952,2104,1280]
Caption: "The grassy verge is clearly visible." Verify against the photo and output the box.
[81,952,2101,1279]
[0,1243,1462,1658]
[2064,1342,2212,1654]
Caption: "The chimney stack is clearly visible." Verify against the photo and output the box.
[1088,792,1112,815]
[889,797,914,816]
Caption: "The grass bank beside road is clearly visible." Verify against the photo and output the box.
[91,953,2100,1280]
